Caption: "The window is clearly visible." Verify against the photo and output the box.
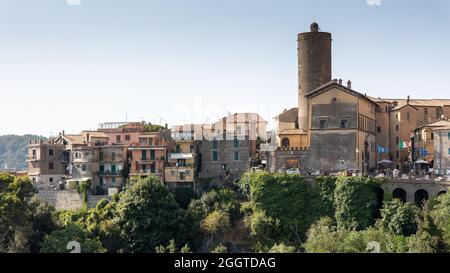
[448,148,450,155]
[112,177,116,185]
[111,165,116,174]
[377,127,381,133]
[141,150,147,160]
[212,140,218,149]
[116,135,121,142]
[233,151,240,161]
[236,125,242,135]
[431,133,434,140]
[125,135,131,141]
[150,150,155,160]
[448,132,450,140]
[190,144,194,153]
[100,165,105,173]
[233,138,240,148]
[49,149,54,156]
[396,150,400,159]
[212,151,219,161]
[49,163,54,170]
[175,144,181,153]
[139,138,147,145]
[100,177,104,186]
[424,108,428,115]
[111,152,116,161]
[407,113,410,121]
[281,138,290,147]
[396,125,399,131]
[49,178,53,183]
[396,137,399,145]
[99,151,104,161]
[340,119,349,128]
[32,149,36,156]
[319,119,328,129]
[82,164,87,172]
[179,172,185,180]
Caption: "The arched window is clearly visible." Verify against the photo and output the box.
[281,138,290,147]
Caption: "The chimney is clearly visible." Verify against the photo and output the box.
[347,80,352,89]
[407,95,410,104]
[333,79,338,83]
[338,79,343,85]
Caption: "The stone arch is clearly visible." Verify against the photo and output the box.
[281,138,290,147]
[374,187,384,219]
[392,188,407,202]
[415,189,429,206]
[437,190,447,197]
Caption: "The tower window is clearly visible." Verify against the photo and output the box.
[377,127,381,133]
[49,149,54,156]
[340,119,349,128]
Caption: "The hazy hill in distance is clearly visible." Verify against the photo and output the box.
[0,135,47,171]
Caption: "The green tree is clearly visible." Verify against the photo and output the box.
[408,209,448,253]
[40,223,106,253]
[315,176,337,218]
[174,187,198,209]
[114,176,197,253]
[155,239,192,253]
[0,174,57,252]
[239,172,321,245]
[376,199,419,236]
[201,210,230,244]
[268,243,296,253]
[333,176,380,230]
[244,209,280,247]
[428,192,450,247]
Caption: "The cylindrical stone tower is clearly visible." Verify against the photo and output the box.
[298,22,332,132]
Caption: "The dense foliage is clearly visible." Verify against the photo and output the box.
[1,171,449,253]
[0,135,46,170]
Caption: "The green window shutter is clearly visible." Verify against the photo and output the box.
[150,150,155,160]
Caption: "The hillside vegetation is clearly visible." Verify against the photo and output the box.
[0,135,46,171]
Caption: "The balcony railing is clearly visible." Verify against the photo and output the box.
[98,170,123,176]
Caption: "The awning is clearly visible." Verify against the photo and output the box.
[66,177,91,183]
[415,159,429,164]
[378,160,393,165]
[170,153,194,160]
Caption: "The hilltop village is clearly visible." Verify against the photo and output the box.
[26,23,450,205]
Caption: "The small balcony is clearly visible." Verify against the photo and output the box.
[26,155,39,161]
[98,170,123,177]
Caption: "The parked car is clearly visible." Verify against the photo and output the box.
[286,168,301,175]
[343,169,360,177]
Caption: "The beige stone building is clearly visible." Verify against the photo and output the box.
[273,22,450,174]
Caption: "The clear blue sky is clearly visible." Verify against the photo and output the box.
[0,0,449,136]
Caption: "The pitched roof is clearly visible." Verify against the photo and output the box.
[61,134,86,145]
[418,119,450,130]
[305,81,379,106]
[81,131,108,138]
[370,97,450,108]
